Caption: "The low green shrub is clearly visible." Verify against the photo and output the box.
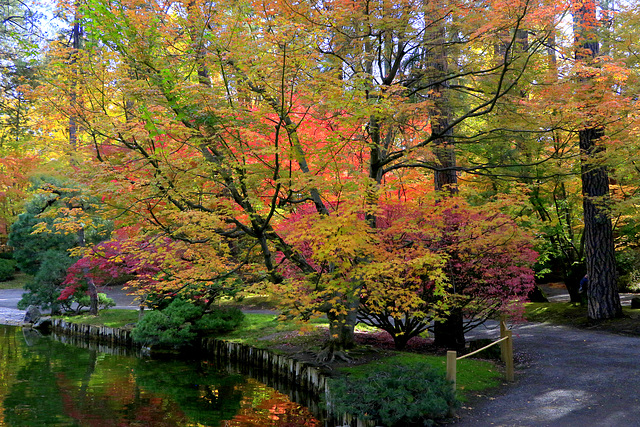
[0,251,14,260]
[0,259,16,282]
[133,309,198,346]
[132,299,245,347]
[195,307,245,334]
[327,361,458,427]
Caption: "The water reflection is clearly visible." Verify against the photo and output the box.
[0,325,321,426]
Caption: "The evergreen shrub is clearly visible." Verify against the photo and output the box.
[328,361,458,426]
[0,259,16,281]
[133,299,244,347]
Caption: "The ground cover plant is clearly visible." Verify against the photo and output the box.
[526,302,640,335]
[328,359,458,426]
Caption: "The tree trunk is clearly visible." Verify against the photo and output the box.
[69,6,82,151]
[580,128,622,319]
[433,309,465,351]
[574,0,622,320]
[320,299,359,362]
[77,228,99,315]
[429,26,462,348]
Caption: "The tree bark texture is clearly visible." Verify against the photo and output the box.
[574,0,622,320]
[580,128,622,319]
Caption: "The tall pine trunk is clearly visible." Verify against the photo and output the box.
[580,129,622,319]
[574,0,622,320]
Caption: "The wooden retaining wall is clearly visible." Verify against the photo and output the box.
[201,338,328,395]
[50,319,135,347]
[48,319,375,427]
[49,319,327,395]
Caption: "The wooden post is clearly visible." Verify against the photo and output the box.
[446,350,457,392]
[505,330,515,382]
[500,314,507,363]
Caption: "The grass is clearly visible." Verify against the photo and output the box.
[218,313,333,351]
[525,301,640,335]
[0,272,31,290]
[335,352,502,402]
[217,293,281,310]
[56,309,139,328]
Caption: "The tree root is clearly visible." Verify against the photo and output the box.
[315,347,352,364]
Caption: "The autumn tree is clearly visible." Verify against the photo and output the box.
[570,0,622,319]
[0,0,40,243]
[278,198,537,351]
[8,176,111,313]
[36,0,562,353]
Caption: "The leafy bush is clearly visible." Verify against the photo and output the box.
[133,309,199,346]
[0,259,16,282]
[17,249,75,312]
[133,299,244,347]
[327,361,458,427]
[616,249,640,292]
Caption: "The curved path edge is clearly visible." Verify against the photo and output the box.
[454,321,640,426]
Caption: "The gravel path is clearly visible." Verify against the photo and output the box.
[455,322,640,426]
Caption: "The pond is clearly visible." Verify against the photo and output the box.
[0,325,324,426]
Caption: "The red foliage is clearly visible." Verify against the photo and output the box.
[59,237,182,301]
[274,196,537,327]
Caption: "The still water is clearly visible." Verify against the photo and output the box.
[0,325,322,426]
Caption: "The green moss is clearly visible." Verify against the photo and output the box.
[525,302,588,325]
[525,302,640,336]
[57,309,139,328]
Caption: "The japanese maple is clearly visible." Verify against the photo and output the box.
[276,197,537,350]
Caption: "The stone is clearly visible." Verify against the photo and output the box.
[33,316,52,331]
[631,297,640,309]
[23,305,41,324]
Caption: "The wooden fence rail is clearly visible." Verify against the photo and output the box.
[446,316,514,392]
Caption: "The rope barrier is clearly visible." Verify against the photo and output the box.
[457,335,509,360]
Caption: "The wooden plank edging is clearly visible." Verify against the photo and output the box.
[49,319,329,396]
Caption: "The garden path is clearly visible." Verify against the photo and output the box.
[455,320,640,426]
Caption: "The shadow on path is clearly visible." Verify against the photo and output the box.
[455,322,640,426]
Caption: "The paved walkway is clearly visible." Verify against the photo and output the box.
[456,322,640,426]
[0,288,28,325]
